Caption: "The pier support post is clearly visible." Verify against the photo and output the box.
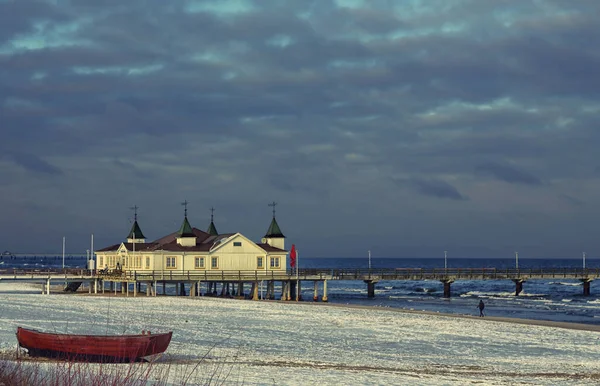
[252,281,259,300]
[134,282,137,297]
[364,280,377,298]
[94,280,98,294]
[146,282,151,296]
[237,281,243,297]
[46,279,51,295]
[290,281,296,301]
[313,281,319,301]
[162,281,166,295]
[322,280,328,302]
[513,279,524,296]
[441,280,454,298]
[582,279,592,296]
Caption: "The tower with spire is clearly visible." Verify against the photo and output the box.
[127,205,146,244]
[261,201,285,250]
[207,207,218,236]
[176,200,197,247]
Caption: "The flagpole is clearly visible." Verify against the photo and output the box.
[296,249,299,301]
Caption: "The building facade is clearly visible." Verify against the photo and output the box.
[95,210,288,273]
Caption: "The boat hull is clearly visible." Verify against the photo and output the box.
[16,327,172,363]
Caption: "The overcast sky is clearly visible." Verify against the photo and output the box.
[1,0,599,258]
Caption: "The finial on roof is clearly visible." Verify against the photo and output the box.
[210,206,215,222]
[268,201,277,218]
[181,200,189,217]
[130,205,139,221]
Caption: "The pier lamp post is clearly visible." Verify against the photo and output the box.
[62,237,65,271]
[583,252,586,270]
[368,250,371,270]
[444,250,447,270]
[515,251,519,270]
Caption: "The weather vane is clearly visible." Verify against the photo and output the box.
[268,201,277,218]
[129,205,139,221]
[181,200,189,217]
[210,207,215,222]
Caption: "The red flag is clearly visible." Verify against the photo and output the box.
[290,244,296,268]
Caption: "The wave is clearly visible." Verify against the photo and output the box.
[460,290,547,298]
[548,282,582,287]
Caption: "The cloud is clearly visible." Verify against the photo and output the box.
[475,163,542,186]
[3,152,62,175]
[394,177,468,201]
[1,0,600,256]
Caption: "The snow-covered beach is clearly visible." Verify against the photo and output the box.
[1,282,599,385]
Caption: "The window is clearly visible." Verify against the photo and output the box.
[270,257,280,268]
[195,257,205,269]
[99,256,104,267]
[145,257,150,269]
[166,256,176,269]
[136,256,142,268]
[211,256,219,269]
[233,241,242,247]
[257,257,264,269]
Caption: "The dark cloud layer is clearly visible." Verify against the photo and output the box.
[1,0,599,258]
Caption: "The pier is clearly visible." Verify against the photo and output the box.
[0,267,598,299]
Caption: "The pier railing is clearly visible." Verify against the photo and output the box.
[1,267,599,281]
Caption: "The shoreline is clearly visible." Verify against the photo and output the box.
[7,281,600,333]
[290,300,600,332]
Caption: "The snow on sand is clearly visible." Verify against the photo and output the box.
[1,282,599,385]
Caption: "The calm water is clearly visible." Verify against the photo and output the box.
[3,255,599,325]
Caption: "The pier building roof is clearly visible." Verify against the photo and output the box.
[264,217,285,238]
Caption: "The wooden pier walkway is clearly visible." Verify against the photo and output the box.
[0,267,598,299]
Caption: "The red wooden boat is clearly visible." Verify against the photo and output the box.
[16,327,172,363]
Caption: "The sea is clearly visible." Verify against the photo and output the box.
[2,255,599,325]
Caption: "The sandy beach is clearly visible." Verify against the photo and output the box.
[1,282,600,385]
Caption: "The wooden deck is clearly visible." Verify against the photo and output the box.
[0,267,599,282]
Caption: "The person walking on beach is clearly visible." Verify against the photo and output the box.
[478,300,485,317]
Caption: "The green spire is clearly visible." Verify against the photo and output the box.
[264,217,285,238]
[178,216,195,237]
[207,207,218,235]
[207,221,218,236]
[127,221,145,240]
[127,205,145,239]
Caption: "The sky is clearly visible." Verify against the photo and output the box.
[1,0,599,258]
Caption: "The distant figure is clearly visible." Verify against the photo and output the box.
[116,262,121,272]
[478,300,485,317]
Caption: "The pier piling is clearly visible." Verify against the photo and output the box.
[441,280,454,298]
[582,279,592,296]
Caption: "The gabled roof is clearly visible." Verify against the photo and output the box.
[207,221,218,236]
[178,216,195,238]
[152,228,210,246]
[127,221,146,240]
[264,217,285,238]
